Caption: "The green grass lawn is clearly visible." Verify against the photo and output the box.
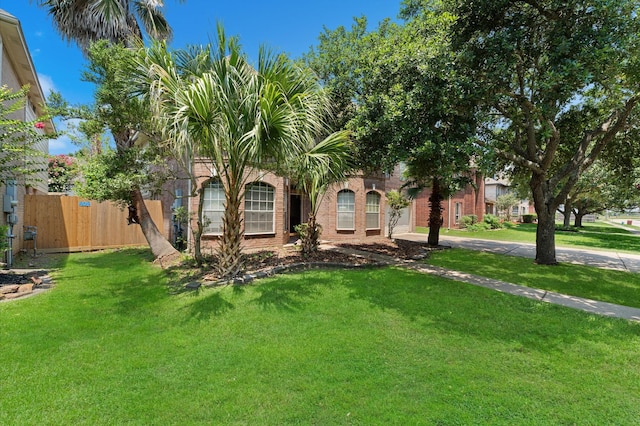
[428,248,640,308]
[2,248,640,424]
[417,221,640,253]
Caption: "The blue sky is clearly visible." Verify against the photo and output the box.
[0,0,402,155]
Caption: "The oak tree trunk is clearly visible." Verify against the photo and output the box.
[562,198,572,228]
[530,174,558,265]
[427,178,444,247]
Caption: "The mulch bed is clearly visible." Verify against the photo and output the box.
[176,238,436,285]
[241,238,432,272]
[0,270,48,286]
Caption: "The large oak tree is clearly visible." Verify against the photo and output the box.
[408,0,640,264]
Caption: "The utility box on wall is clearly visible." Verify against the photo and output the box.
[3,195,14,213]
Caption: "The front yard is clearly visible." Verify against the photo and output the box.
[1,248,639,424]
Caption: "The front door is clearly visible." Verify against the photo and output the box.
[289,194,302,235]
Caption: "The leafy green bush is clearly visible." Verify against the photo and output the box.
[522,214,537,223]
[502,221,517,229]
[460,215,478,228]
[466,222,491,232]
[483,214,503,229]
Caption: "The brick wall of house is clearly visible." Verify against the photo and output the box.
[313,175,387,242]
[183,162,414,251]
[415,171,485,229]
[190,161,290,251]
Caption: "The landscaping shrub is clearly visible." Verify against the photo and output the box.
[522,214,537,223]
[460,215,478,228]
[483,214,503,229]
[466,222,491,232]
[502,221,517,229]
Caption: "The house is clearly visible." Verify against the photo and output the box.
[0,9,54,261]
[414,171,485,229]
[187,160,414,252]
[484,177,530,220]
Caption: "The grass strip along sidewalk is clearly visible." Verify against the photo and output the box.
[427,248,640,309]
[1,248,639,424]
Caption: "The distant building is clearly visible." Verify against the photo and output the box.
[484,177,531,220]
[415,171,485,229]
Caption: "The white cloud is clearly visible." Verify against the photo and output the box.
[49,119,83,155]
[37,73,56,98]
[48,134,73,155]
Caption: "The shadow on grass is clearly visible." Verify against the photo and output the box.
[339,267,640,353]
[251,273,324,311]
[63,248,169,315]
[183,290,235,321]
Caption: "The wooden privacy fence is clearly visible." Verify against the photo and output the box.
[22,195,166,253]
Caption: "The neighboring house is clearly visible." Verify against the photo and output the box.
[187,160,414,251]
[484,177,530,220]
[0,9,54,259]
[414,171,485,229]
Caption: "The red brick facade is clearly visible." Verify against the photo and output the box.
[415,171,485,229]
[185,162,412,250]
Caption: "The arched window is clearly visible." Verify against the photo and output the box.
[203,179,224,234]
[337,189,355,230]
[245,182,275,234]
[366,191,381,229]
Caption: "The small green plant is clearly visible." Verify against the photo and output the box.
[522,214,537,223]
[496,193,520,221]
[386,190,410,239]
[466,222,491,232]
[460,215,478,228]
[502,220,517,229]
[483,214,503,229]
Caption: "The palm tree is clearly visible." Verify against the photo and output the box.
[35,0,182,261]
[290,132,354,255]
[35,0,178,51]
[137,25,341,277]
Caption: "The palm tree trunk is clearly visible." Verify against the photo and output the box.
[301,212,320,255]
[131,189,179,263]
[217,178,244,278]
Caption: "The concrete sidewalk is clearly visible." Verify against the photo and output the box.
[335,234,640,323]
[396,233,640,273]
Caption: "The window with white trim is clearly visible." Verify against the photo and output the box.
[454,202,462,224]
[365,191,380,229]
[337,190,355,230]
[203,179,224,234]
[244,182,275,234]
